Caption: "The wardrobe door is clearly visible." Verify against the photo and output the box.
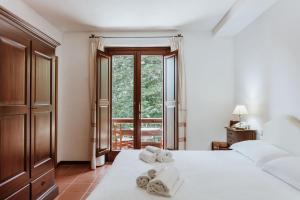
[0,22,31,198]
[30,40,56,178]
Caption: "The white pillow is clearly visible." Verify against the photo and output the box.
[262,157,300,191]
[230,140,290,166]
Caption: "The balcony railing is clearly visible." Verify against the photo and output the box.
[112,118,163,150]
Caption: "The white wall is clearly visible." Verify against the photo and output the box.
[184,31,235,150]
[59,31,235,161]
[59,32,90,161]
[234,0,300,135]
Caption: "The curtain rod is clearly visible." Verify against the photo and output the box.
[89,34,183,39]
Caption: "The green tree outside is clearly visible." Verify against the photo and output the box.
[112,55,163,128]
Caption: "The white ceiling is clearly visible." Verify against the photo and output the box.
[23,0,237,32]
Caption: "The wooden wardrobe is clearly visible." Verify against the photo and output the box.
[0,6,59,200]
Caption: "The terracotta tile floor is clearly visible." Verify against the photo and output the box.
[54,164,112,200]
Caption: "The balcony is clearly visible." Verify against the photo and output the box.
[112,118,163,150]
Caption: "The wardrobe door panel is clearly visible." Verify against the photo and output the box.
[0,25,30,199]
[31,41,55,178]
[33,53,51,105]
[0,115,26,180]
[0,37,26,105]
[33,112,51,163]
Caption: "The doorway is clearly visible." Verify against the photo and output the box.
[95,47,178,160]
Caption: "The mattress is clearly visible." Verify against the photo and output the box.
[88,150,300,200]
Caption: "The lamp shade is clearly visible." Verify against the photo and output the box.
[232,105,248,115]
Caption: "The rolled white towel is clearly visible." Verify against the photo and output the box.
[148,166,166,179]
[139,150,156,163]
[156,150,173,162]
[136,172,151,189]
[146,167,183,197]
[145,146,162,154]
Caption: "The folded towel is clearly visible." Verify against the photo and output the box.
[146,167,183,197]
[139,150,157,163]
[145,146,162,154]
[156,150,173,162]
[136,172,151,189]
[148,166,166,179]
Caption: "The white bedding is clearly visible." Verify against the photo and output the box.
[88,150,300,200]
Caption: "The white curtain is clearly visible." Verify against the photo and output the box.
[170,37,187,150]
[89,37,105,169]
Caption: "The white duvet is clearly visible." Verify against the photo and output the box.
[87,150,300,200]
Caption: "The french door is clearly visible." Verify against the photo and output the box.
[96,47,178,160]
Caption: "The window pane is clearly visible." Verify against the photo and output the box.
[141,55,163,148]
[166,57,175,100]
[100,57,109,99]
[111,55,134,150]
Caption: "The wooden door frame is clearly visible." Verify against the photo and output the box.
[105,47,170,160]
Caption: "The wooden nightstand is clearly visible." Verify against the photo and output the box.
[212,127,257,150]
[226,127,256,146]
[211,141,230,150]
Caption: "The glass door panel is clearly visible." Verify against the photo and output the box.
[111,55,134,150]
[140,55,163,148]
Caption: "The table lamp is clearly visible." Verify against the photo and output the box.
[232,105,248,122]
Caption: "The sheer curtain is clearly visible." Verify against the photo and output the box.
[170,37,187,150]
[89,37,105,169]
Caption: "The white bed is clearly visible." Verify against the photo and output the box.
[88,116,300,200]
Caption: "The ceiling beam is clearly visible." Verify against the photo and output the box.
[213,0,279,37]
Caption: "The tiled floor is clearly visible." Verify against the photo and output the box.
[54,164,112,200]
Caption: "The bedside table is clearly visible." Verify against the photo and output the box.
[226,127,256,146]
[211,141,230,150]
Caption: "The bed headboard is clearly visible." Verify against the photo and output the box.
[263,115,300,155]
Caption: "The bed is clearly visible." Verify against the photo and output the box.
[88,116,300,200]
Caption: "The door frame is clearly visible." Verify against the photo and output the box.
[105,47,170,160]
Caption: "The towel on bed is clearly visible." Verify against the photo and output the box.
[145,146,162,154]
[146,167,183,197]
[148,166,166,179]
[139,150,157,163]
[156,150,173,162]
[136,172,151,189]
